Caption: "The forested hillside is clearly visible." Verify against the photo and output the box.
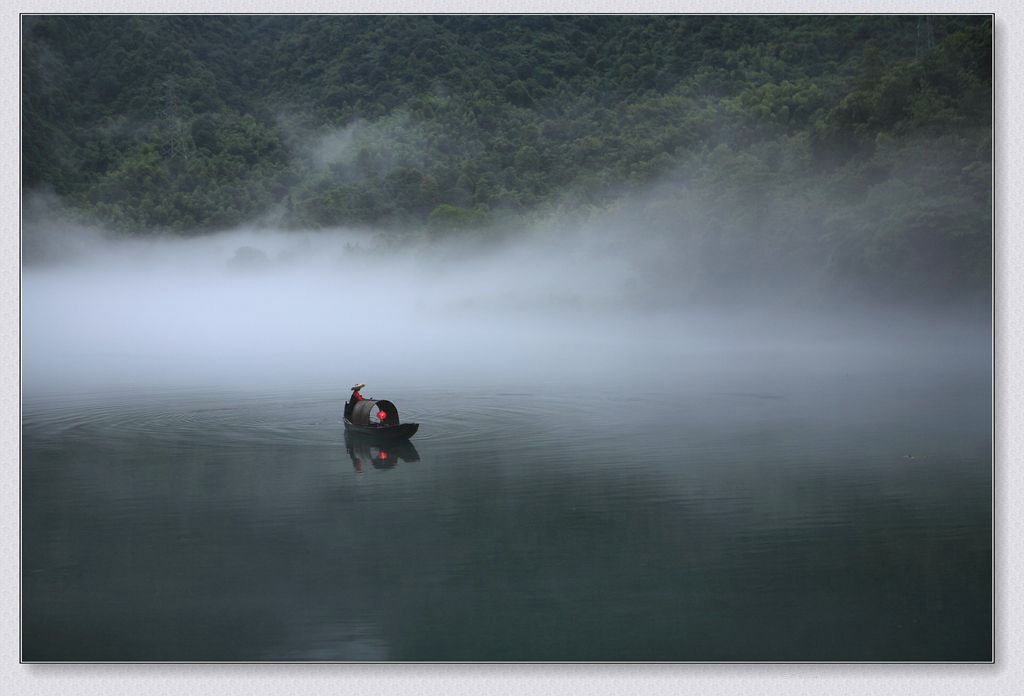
[22,15,991,301]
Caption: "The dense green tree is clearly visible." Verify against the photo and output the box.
[22,15,990,300]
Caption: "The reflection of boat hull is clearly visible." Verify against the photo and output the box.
[379,439,420,463]
[344,419,419,440]
[345,432,421,467]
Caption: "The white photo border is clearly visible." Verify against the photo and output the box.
[3,2,1017,694]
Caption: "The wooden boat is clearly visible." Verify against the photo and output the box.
[343,398,419,440]
[343,419,420,439]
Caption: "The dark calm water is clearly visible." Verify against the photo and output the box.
[22,365,991,661]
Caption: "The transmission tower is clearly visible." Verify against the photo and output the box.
[160,74,191,161]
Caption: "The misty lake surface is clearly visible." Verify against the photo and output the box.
[23,360,990,661]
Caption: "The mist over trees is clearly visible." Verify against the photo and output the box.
[22,15,991,304]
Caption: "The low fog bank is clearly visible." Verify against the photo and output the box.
[22,205,990,398]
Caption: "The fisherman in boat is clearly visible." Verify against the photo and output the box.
[342,387,419,439]
[344,383,366,421]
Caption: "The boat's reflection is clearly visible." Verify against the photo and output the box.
[345,432,421,472]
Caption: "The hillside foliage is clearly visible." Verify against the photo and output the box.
[22,15,991,301]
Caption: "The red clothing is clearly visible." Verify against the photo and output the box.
[344,390,365,421]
